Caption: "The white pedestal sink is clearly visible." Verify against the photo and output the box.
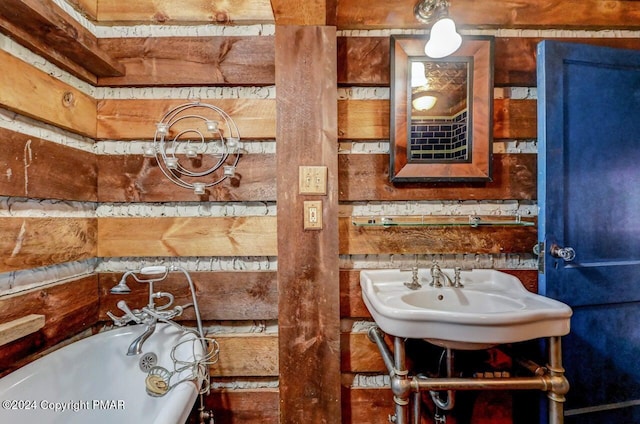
[361,268,572,350]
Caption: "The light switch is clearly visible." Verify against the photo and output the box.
[299,166,327,195]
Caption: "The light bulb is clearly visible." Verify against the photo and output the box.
[411,62,428,88]
[223,165,236,177]
[425,18,462,59]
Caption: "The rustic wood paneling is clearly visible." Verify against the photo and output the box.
[212,334,278,377]
[96,99,275,140]
[339,153,536,201]
[338,99,389,140]
[97,37,275,87]
[68,0,98,20]
[337,36,389,86]
[341,332,387,373]
[99,153,534,204]
[0,128,97,201]
[0,49,96,137]
[342,387,394,424]
[95,0,274,24]
[494,99,537,139]
[340,270,370,319]
[97,98,532,142]
[88,35,640,88]
[99,271,277,321]
[276,25,341,423]
[340,217,537,255]
[0,0,123,85]
[338,99,536,140]
[198,388,279,424]
[0,275,99,373]
[97,154,276,202]
[336,0,640,30]
[271,0,330,25]
[97,216,277,257]
[0,218,97,273]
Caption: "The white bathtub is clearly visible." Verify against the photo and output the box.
[0,323,201,424]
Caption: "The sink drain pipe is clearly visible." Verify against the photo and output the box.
[367,326,569,424]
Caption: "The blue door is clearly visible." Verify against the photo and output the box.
[538,41,640,423]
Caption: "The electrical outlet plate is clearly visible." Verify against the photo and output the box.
[303,200,323,230]
[299,166,327,195]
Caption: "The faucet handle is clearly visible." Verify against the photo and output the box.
[106,311,129,326]
[453,267,464,288]
[117,300,142,323]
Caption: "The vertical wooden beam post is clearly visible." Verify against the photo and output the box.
[276,26,340,423]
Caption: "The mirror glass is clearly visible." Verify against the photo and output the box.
[390,35,494,182]
[409,58,471,163]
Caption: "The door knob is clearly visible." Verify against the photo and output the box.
[550,244,576,262]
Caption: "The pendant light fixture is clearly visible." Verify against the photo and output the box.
[414,0,462,58]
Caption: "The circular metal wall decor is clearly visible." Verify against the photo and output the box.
[148,102,242,194]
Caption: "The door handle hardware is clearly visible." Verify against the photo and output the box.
[549,244,575,262]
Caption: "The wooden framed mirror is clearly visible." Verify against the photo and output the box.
[390,35,494,182]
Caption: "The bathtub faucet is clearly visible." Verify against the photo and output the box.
[127,320,156,356]
[107,265,206,357]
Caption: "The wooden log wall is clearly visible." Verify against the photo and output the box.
[2,1,640,422]
[0,36,98,374]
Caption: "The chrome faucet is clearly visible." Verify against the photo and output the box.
[107,265,206,356]
[127,320,156,356]
[430,264,464,288]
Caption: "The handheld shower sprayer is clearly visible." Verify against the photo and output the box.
[110,271,133,294]
[110,266,170,295]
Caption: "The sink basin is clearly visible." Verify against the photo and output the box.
[360,268,572,350]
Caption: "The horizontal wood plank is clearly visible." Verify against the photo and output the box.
[339,217,537,255]
[341,332,387,373]
[0,0,124,84]
[339,99,536,140]
[0,218,97,273]
[0,49,97,137]
[68,0,98,20]
[96,0,274,24]
[97,154,276,202]
[342,387,394,424]
[212,333,278,377]
[336,0,640,30]
[96,99,275,140]
[0,128,97,201]
[337,36,389,86]
[97,216,277,257]
[97,36,275,86]
[0,314,45,347]
[203,388,280,423]
[99,153,533,203]
[99,271,277,321]
[0,275,99,373]
[339,153,536,201]
[201,384,510,424]
[97,98,531,141]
